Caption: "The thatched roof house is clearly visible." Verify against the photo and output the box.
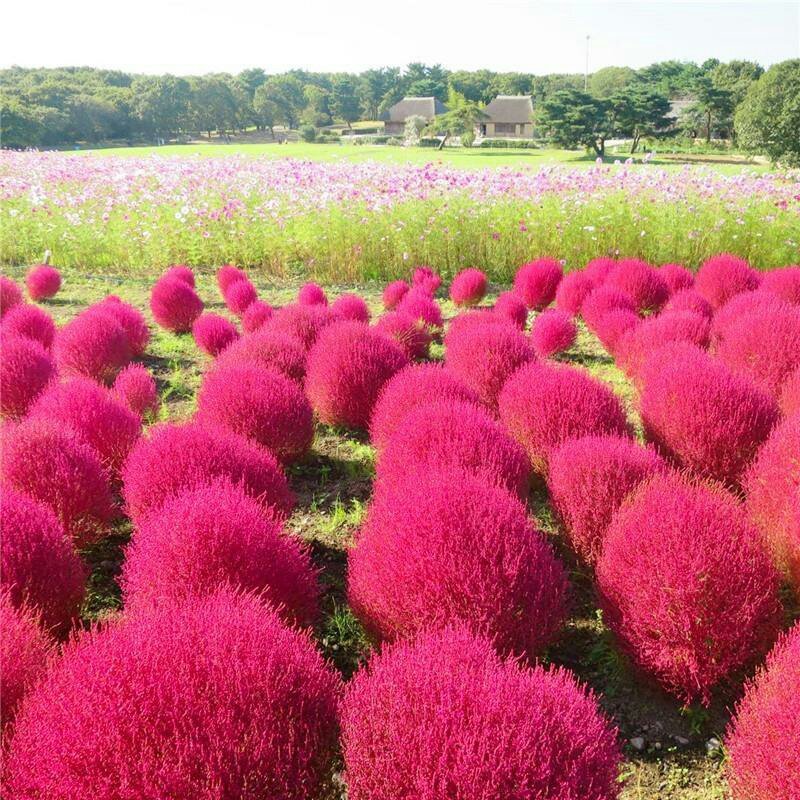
[382,97,448,135]
[479,95,534,138]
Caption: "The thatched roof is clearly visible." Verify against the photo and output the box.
[382,97,447,122]
[483,95,533,124]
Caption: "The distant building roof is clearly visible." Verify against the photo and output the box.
[382,97,447,122]
[483,95,533,124]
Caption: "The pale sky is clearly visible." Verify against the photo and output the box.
[4,0,799,75]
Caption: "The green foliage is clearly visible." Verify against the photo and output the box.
[537,89,612,156]
[590,66,636,98]
[424,102,487,149]
[608,87,671,152]
[479,137,540,148]
[299,124,317,143]
[329,75,361,128]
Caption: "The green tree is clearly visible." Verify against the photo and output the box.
[537,88,612,156]
[258,74,305,128]
[131,75,190,140]
[735,59,800,165]
[634,60,701,97]
[608,87,671,152]
[710,60,763,107]
[302,84,332,127]
[691,75,733,141]
[424,102,486,150]
[589,66,636,98]
[188,76,237,139]
[329,75,361,129]
[252,86,279,137]
[358,67,400,119]
[448,70,495,103]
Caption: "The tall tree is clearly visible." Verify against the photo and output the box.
[330,75,361,129]
[130,75,190,140]
[424,102,487,150]
[358,67,400,119]
[608,87,671,151]
[537,89,612,156]
[258,74,305,128]
[589,66,636,98]
[252,86,279,137]
[691,75,734,142]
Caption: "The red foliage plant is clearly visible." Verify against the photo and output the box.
[149,276,204,333]
[27,264,63,303]
[223,279,258,316]
[531,308,577,358]
[89,297,151,357]
[0,336,56,419]
[547,435,667,566]
[113,363,159,419]
[0,419,113,547]
[555,271,594,316]
[581,285,637,331]
[374,399,530,501]
[596,474,783,705]
[2,303,56,349]
[121,479,319,625]
[381,279,409,310]
[305,320,408,429]
[216,263,247,294]
[368,362,479,449]
[606,258,669,314]
[513,258,563,310]
[215,328,307,384]
[266,303,333,350]
[779,365,800,416]
[449,268,488,307]
[0,275,24,317]
[710,290,792,348]
[164,264,195,287]
[639,342,779,485]
[122,421,294,525]
[348,469,569,657]
[297,282,328,306]
[583,257,616,286]
[760,265,800,306]
[592,308,641,356]
[498,362,631,474]
[54,310,131,384]
[695,252,760,310]
[28,377,141,476]
[411,266,441,295]
[372,311,432,360]
[331,293,370,322]
[241,300,274,333]
[192,312,239,357]
[659,262,694,294]
[493,290,528,328]
[3,590,342,800]
[664,288,714,320]
[1,487,86,636]
[340,626,621,800]
[395,287,443,329]
[197,364,313,464]
[726,623,800,800]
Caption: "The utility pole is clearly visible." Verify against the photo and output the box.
[585,35,590,90]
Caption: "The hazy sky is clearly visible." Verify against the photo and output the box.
[5,0,799,75]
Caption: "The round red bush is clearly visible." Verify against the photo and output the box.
[659,262,694,293]
[710,290,792,348]
[25,264,61,301]
[122,421,294,524]
[122,479,318,625]
[215,328,307,383]
[0,336,56,419]
[597,474,783,705]
[1,419,113,547]
[341,626,621,800]
[149,276,203,333]
[499,362,631,474]
[305,320,408,429]
[593,308,641,356]
[547,435,667,565]
[369,362,479,449]
[192,312,239,356]
[267,303,333,350]
[779,365,800,416]
[717,306,800,397]
[445,317,534,411]
[583,257,616,286]
[761,265,800,305]
[113,363,159,419]
[216,263,246,294]
[411,265,441,295]
[375,399,530,500]
[555,271,594,316]
[581,285,637,331]
[2,303,56,349]
[164,264,195,287]
[382,279,409,309]
[1,276,24,317]
[348,470,568,657]
[513,258,563,310]
[449,268,487,306]
[640,342,779,485]
[3,590,342,800]
[372,311,431,359]
[90,297,150,356]
[531,308,577,358]
[241,299,274,333]
[297,282,328,307]
[395,287,443,329]
[1,486,85,635]
[331,293,370,322]
[726,623,800,800]
[695,252,760,310]
[54,310,131,384]
[664,287,713,319]
[606,258,669,313]
[224,278,258,316]
[197,364,313,463]
[745,414,800,592]
[493,290,528,328]
[0,594,53,731]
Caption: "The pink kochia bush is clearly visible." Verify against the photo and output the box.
[606,258,669,313]
[744,414,800,593]
[381,279,409,310]
[150,276,204,333]
[374,399,530,501]
[547,435,667,566]
[216,263,246,294]
[305,321,408,429]
[2,303,56,349]
[499,362,631,474]
[513,258,563,309]
[593,308,641,356]
[664,288,713,319]
[91,297,151,357]
[368,362,479,449]
[555,271,594,316]
[659,262,694,293]
[639,343,779,485]
[373,311,431,360]
[395,287,443,328]
[192,312,239,357]
[0,336,56,418]
[531,308,577,358]
[349,470,568,657]
[223,279,258,316]
[0,419,113,547]
[1,487,86,636]
[122,422,294,525]
[113,363,159,418]
[1,275,24,316]
[596,475,782,705]
[3,590,342,800]
[761,265,800,305]
[581,285,637,331]
[412,266,441,295]
[164,264,195,287]
[584,256,616,286]
[197,364,314,464]
[267,303,332,350]
[779,365,800,416]
[216,328,307,384]
[695,252,760,309]
[241,299,274,333]
[331,293,370,322]
[340,626,621,800]
[28,377,141,476]
[449,268,488,306]
[298,281,328,306]
[710,291,792,348]
[121,479,319,625]
[493,290,528,328]
[726,623,800,800]
[54,310,131,384]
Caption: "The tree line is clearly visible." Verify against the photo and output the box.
[1,59,798,163]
